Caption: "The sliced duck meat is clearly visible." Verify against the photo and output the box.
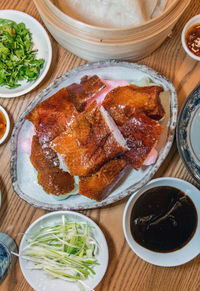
[66,75,105,111]
[30,135,75,196]
[143,145,158,166]
[86,79,129,109]
[51,102,128,176]
[79,158,127,201]
[25,88,78,144]
[102,84,165,126]
[120,114,163,169]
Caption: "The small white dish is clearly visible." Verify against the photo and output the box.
[0,105,10,144]
[0,10,52,98]
[19,211,109,291]
[181,14,200,61]
[123,177,200,267]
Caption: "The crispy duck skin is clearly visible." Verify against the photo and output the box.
[25,88,78,144]
[66,75,105,112]
[79,159,127,201]
[30,135,75,195]
[102,84,165,126]
[24,75,166,202]
[120,113,163,169]
[51,102,128,176]
[25,75,105,143]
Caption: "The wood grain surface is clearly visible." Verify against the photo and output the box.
[0,1,200,290]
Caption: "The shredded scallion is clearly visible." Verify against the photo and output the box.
[21,215,99,288]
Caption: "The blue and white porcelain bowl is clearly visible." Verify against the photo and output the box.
[0,233,17,283]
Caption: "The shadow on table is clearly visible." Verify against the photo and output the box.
[0,176,8,226]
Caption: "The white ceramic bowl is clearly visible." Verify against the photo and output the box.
[0,105,10,144]
[0,10,52,98]
[181,14,200,61]
[123,177,200,267]
[19,211,109,291]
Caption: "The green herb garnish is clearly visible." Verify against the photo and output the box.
[0,18,45,89]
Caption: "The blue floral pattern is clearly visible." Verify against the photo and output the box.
[176,85,200,183]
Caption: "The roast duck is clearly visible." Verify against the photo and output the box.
[25,75,165,201]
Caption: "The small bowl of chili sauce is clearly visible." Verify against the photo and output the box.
[123,177,200,267]
[0,105,10,144]
[181,14,200,61]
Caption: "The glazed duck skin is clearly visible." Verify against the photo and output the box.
[79,159,127,201]
[66,75,105,112]
[102,84,165,126]
[51,102,128,176]
[24,74,166,202]
[25,75,105,144]
[30,135,75,196]
[120,113,163,169]
[25,88,78,144]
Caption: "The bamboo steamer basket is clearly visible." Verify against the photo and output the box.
[34,0,191,61]
[44,0,181,42]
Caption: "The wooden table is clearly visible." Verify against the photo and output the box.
[0,1,200,290]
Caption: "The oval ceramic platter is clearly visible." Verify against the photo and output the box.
[176,85,200,184]
[10,61,177,210]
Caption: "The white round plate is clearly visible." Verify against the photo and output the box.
[123,177,200,267]
[19,211,109,291]
[10,61,177,210]
[0,10,52,98]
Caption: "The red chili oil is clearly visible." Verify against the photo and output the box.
[185,23,200,57]
[0,111,6,139]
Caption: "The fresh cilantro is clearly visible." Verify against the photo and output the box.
[0,18,45,89]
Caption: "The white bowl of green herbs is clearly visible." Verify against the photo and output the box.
[0,10,52,98]
[19,211,109,291]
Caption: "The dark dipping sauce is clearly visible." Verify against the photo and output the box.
[185,23,200,57]
[130,186,197,253]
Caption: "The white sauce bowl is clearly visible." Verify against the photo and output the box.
[123,177,200,267]
[181,14,200,61]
